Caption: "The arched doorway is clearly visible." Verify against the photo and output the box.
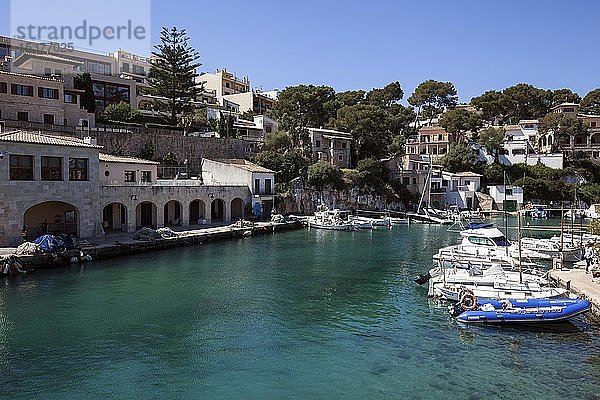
[164,200,182,226]
[136,201,157,229]
[211,199,225,222]
[592,133,600,144]
[24,201,79,239]
[102,203,127,232]
[231,198,244,220]
[189,199,206,225]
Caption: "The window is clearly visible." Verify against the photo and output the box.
[17,111,28,121]
[38,87,59,99]
[592,122,597,128]
[54,69,62,77]
[254,178,260,193]
[133,65,145,75]
[0,82,6,93]
[464,180,471,186]
[505,188,513,196]
[265,179,272,195]
[226,82,230,88]
[315,140,321,148]
[44,68,52,76]
[124,170,136,182]
[438,134,443,141]
[341,142,347,149]
[412,178,417,184]
[122,62,130,72]
[43,114,55,125]
[265,125,272,134]
[402,177,410,185]
[87,61,111,75]
[338,155,343,161]
[41,156,62,180]
[69,158,88,181]
[64,93,77,104]
[10,155,34,180]
[141,171,151,182]
[11,84,33,96]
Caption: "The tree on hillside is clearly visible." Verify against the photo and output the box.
[470,90,505,124]
[439,143,477,173]
[538,113,588,156]
[365,81,404,106]
[580,89,600,115]
[439,108,482,144]
[146,27,202,126]
[253,149,306,183]
[263,131,292,152]
[552,88,581,106]
[307,162,344,191]
[101,101,140,122]
[336,104,393,160]
[270,85,337,150]
[502,84,553,123]
[408,80,458,123]
[73,72,96,114]
[335,90,366,108]
[479,127,505,163]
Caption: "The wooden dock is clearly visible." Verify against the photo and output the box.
[548,267,600,317]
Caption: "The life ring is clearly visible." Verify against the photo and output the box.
[102,221,109,229]
[459,289,477,311]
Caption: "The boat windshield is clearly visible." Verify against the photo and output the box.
[491,236,511,247]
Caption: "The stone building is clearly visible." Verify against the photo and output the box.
[0,130,102,245]
[202,159,276,218]
[0,129,275,246]
[0,70,94,127]
[308,127,352,168]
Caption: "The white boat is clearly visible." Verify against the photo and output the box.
[428,266,568,301]
[565,204,600,220]
[389,216,410,225]
[308,208,355,231]
[352,215,391,228]
[431,281,568,301]
[435,227,552,262]
[520,237,582,262]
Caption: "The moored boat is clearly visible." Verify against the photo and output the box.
[449,297,590,324]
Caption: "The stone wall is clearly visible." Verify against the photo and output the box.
[277,178,406,215]
[52,126,252,168]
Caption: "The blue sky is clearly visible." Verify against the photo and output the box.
[1,0,599,102]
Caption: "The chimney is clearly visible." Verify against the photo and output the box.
[83,137,97,145]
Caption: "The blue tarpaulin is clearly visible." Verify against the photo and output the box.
[33,234,74,253]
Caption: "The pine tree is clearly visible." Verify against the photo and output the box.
[74,72,96,114]
[146,27,202,126]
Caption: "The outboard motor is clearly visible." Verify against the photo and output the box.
[414,272,432,285]
[448,303,464,317]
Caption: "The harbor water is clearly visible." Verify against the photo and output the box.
[1,223,600,399]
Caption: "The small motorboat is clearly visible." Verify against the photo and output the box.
[449,292,590,324]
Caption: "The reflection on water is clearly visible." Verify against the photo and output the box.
[0,224,599,400]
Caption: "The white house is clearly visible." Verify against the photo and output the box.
[202,158,276,219]
[488,185,524,211]
[441,171,482,210]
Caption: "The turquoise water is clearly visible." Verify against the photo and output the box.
[1,224,600,399]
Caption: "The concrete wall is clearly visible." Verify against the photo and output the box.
[0,141,101,245]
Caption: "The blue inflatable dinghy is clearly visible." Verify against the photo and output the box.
[451,298,591,324]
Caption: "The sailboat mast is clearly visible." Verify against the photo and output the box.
[504,171,509,256]
[517,210,523,284]
[560,203,564,251]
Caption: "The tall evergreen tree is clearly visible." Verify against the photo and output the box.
[146,27,202,126]
[73,72,96,114]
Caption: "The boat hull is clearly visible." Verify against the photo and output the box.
[456,298,590,324]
